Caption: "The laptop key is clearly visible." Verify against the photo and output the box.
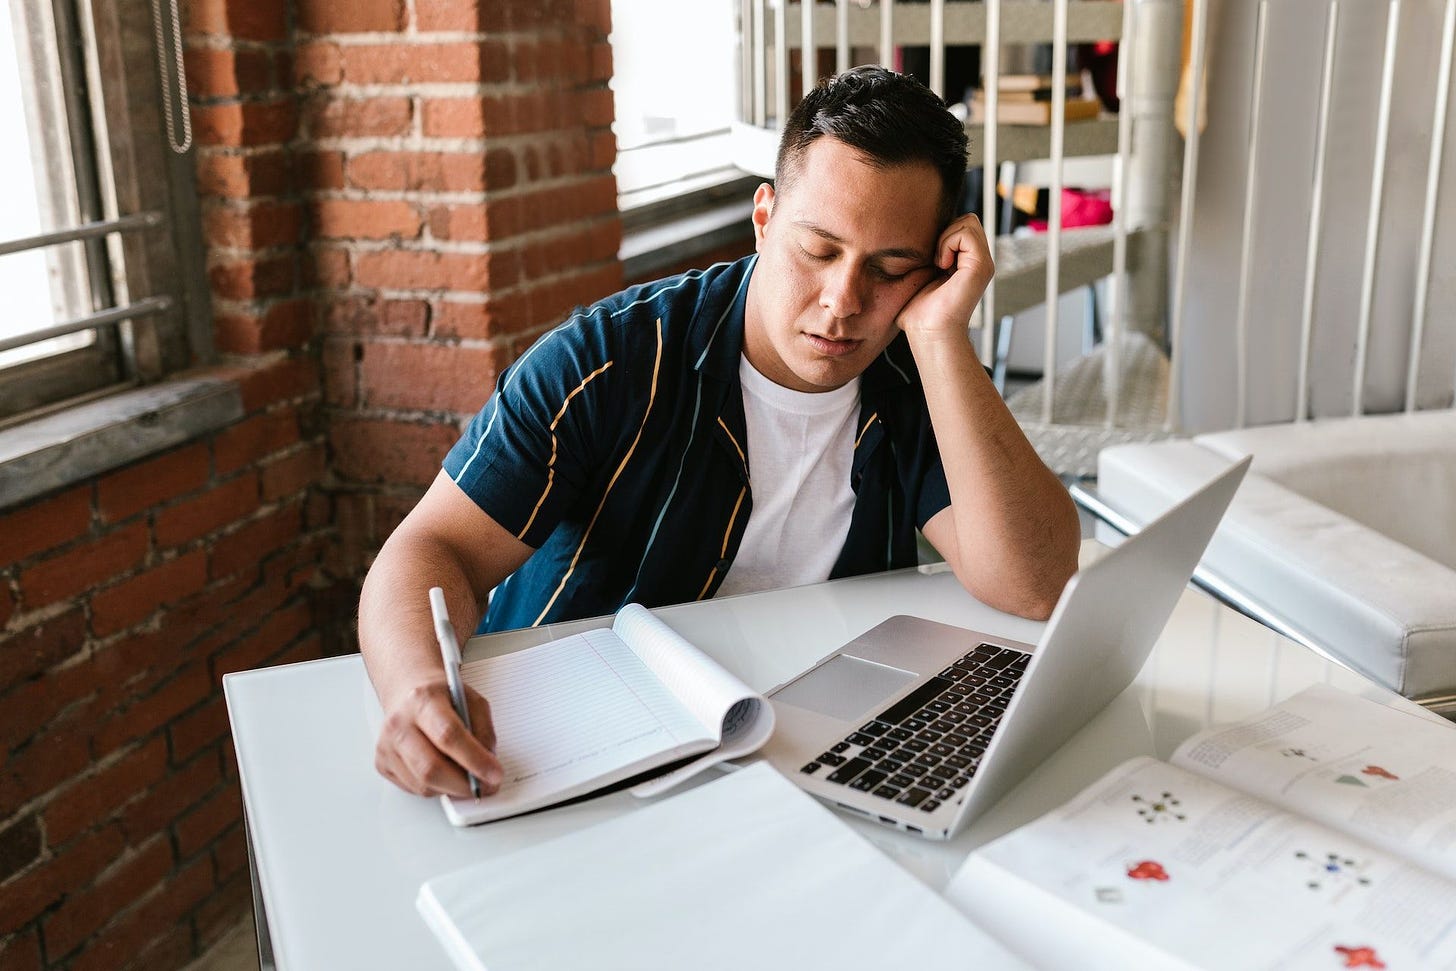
[926,700,951,713]
[819,751,847,766]
[826,757,874,784]
[873,785,901,800]
[849,770,888,792]
[915,730,943,743]
[936,786,955,800]
[944,754,972,769]
[860,720,892,736]
[878,676,957,725]
[863,746,891,761]
[846,732,876,747]
[929,743,955,758]
[887,727,913,741]
[896,787,932,807]
[875,757,906,774]
[888,773,916,788]
[831,741,851,754]
[903,717,929,732]
[904,763,929,778]
[920,799,941,812]
[900,739,929,753]
[800,762,822,774]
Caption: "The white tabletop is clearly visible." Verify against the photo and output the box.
[224,543,1422,970]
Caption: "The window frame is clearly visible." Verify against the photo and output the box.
[0,0,211,425]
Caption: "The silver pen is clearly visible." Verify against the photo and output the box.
[429,586,481,798]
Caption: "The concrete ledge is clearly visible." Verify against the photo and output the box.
[0,377,244,509]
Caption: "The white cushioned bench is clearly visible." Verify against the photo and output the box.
[1096,410,1456,708]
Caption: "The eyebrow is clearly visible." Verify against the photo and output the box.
[793,220,930,264]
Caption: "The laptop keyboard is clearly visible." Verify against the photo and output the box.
[798,643,1030,814]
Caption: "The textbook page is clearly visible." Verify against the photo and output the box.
[1170,683,1456,881]
[419,763,1029,971]
[442,621,717,826]
[945,757,1456,971]
[610,604,774,797]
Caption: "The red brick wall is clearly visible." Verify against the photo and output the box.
[0,0,621,967]
[312,0,622,579]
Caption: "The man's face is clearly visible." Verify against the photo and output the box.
[744,137,944,393]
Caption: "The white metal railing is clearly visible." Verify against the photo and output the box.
[733,0,1173,477]
[1170,0,1456,428]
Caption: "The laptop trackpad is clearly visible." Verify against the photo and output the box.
[773,655,917,722]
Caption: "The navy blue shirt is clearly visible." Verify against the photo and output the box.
[443,256,951,632]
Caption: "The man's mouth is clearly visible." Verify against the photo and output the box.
[803,333,863,358]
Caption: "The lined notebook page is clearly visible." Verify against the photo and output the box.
[455,627,716,819]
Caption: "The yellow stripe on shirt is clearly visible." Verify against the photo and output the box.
[517,360,615,541]
[532,319,664,626]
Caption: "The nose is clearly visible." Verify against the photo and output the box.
[820,260,863,319]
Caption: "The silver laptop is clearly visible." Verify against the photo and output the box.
[761,457,1250,840]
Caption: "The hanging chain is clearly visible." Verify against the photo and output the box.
[151,0,192,153]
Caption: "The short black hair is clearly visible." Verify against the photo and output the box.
[774,66,968,228]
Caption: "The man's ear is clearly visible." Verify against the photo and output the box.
[751,182,775,250]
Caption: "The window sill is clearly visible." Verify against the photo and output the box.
[620,196,756,282]
[0,375,244,509]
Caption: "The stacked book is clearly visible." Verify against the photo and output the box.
[970,74,1101,126]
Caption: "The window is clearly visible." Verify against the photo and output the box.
[609,0,750,214]
[0,0,208,423]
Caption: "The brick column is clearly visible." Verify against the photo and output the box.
[304,0,622,579]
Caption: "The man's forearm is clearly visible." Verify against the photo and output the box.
[358,530,485,710]
[908,330,1081,618]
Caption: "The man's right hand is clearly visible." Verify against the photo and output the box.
[374,679,504,798]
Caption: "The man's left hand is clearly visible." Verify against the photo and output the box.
[897,212,995,343]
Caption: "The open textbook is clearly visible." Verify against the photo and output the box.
[441,603,773,826]
[946,684,1456,970]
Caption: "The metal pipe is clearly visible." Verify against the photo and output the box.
[1042,0,1069,423]
[1232,2,1270,429]
[837,0,850,73]
[1104,0,1136,429]
[0,211,164,257]
[1167,0,1210,433]
[0,296,172,355]
[930,0,945,97]
[880,0,894,68]
[1297,2,1340,423]
[1407,0,1455,412]
[753,0,767,127]
[775,0,790,127]
[980,0,1001,364]
[1353,0,1400,417]
[802,0,816,104]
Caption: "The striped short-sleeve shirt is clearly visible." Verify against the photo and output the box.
[444,255,952,632]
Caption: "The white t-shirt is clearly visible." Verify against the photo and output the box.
[716,355,860,598]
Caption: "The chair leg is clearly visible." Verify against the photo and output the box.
[993,313,1015,395]
[1084,283,1101,354]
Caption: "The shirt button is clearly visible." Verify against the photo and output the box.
[716,558,731,572]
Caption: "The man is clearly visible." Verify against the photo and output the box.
[359,67,1081,800]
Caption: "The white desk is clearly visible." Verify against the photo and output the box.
[225,544,1422,970]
